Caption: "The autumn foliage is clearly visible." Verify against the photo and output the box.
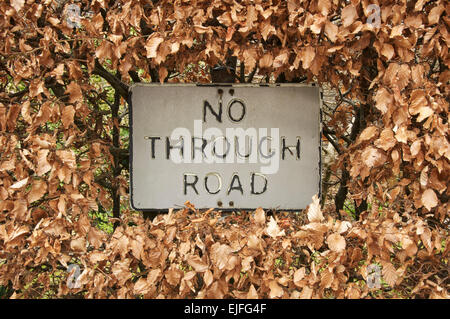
[0,0,448,298]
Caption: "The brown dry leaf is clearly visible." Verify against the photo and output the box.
[203,269,213,287]
[243,49,257,70]
[61,105,75,129]
[375,129,396,151]
[165,266,183,286]
[193,25,210,34]
[210,243,232,270]
[112,259,132,285]
[410,140,422,156]
[409,90,434,121]
[187,255,208,272]
[49,64,65,84]
[27,179,47,203]
[324,21,338,42]
[336,221,352,234]
[382,262,398,287]
[299,286,313,299]
[266,216,285,238]
[225,25,235,42]
[293,267,306,287]
[381,43,395,60]
[129,238,144,259]
[421,189,438,211]
[134,277,152,295]
[10,177,29,190]
[157,67,168,83]
[300,46,315,69]
[66,82,83,104]
[345,284,361,298]
[395,126,408,143]
[307,194,323,223]
[37,149,52,176]
[273,52,288,68]
[420,166,429,187]
[89,251,107,264]
[320,269,333,288]
[415,106,434,122]
[146,35,164,58]
[358,126,379,144]
[268,280,283,298]
[247,284,258,299]
[95,41,113,60]
[7,225,29,244]
[420,227,433,254]
[56,149,76,169]
[254,207,266,225]
[409,89,427,110]
[318,0,331,15]
[374,87,393,114]
[241,256,253,272]
[428,5,444,25]
[247,234,264,251]
[403,238,418,257]
[21,100,32,124]
[0,157,15,172]
[260,19,276,40]
[11,199,27,221]
[259,53,273,68]
[170,42,180,54]
[147,269,161,286]
[88,227,104,249]
[327,233,346,252]
[11,0,25,12]
[361,146,385,168]
[341,5,357,27]
[414,0,427,11]
[70,237,86,252]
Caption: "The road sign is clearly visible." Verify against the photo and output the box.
[130,84,321,211]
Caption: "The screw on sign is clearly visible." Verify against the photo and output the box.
[66,264,82,289]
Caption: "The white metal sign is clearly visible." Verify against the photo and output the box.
[130,84,321,211]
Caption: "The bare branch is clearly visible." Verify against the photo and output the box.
[323,126,343,155]
[93,59,129,99]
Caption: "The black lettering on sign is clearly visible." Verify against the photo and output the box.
[227,173,243,195]
[144,136,161,159]
[212,136,231,159]
[259,136,275,159]
[183,173,199,195]
[192,137,208,160]
[203,100,222,123]
[281,136,301,160]
[227,99,246,122]
[166,137,184,160]
[204,172,222,194]
[250,173,268,195]
[235,136,253,158]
